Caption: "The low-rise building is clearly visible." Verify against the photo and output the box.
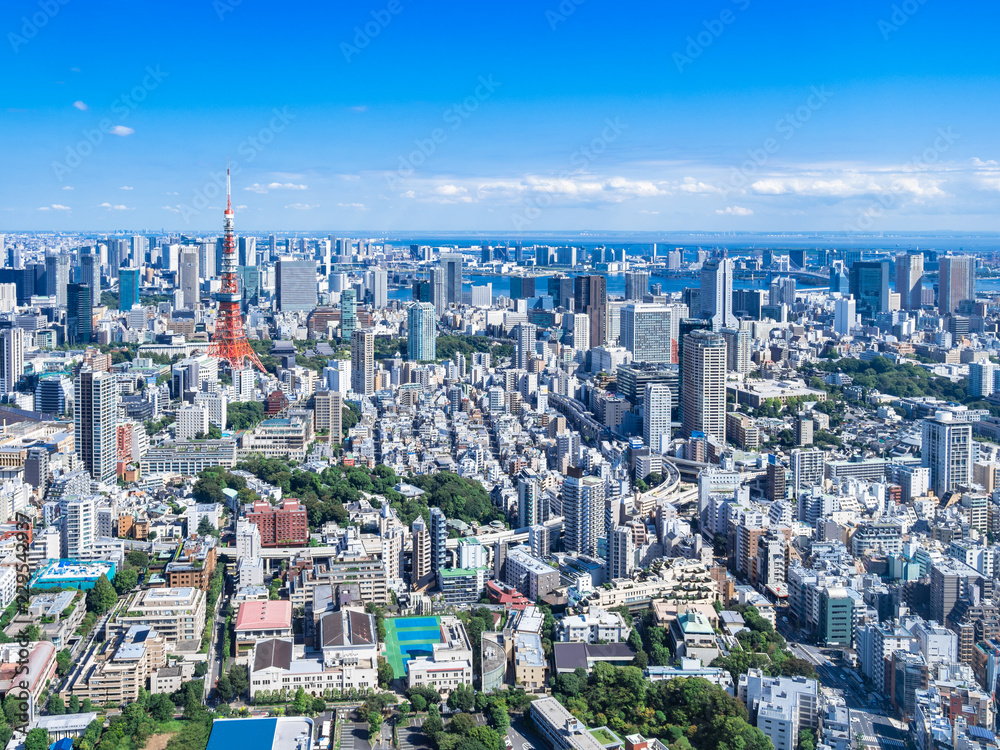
[235,600,294,653]
[115,587,206,645]
[406,616,474,695]
[557,608,632,643]
[61,626,167,703]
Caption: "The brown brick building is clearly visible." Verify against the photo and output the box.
[247,499,309,547]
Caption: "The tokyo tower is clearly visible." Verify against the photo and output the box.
[207,167,267,373]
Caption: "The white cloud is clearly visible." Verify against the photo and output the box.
[72,101,88,111]
[245,182,308,194]
[716,205,754,216]
[62,186,74,191]
[678,177,723,195]
[285,203,316,210]
[38,204,70,211]
[337,202,367,210]
[119,186,133,191]
[350,105,368,113]
[99,203,130,210]
[109,125,134,136]
[162,205,180,213]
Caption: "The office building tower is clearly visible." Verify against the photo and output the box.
[62,496,96,560]
[548,275,574,309]
[411,516,432,589]
[510,276,536,300]
[895,253,924,310]
[770,277,797,307]
[700,253,736,330]
[407,302,437,362]
[441,253,463,305]
[176,404,209,441]
[643,382,672,453]
[620,304,673,363]
[0,328,24,394]
[791,449,825,496]
[350,329,374,395]
[968,362,996,399]
[829,267,850,295]
[276,259,318,312]
[574,275,608,347]
[938,255,975,315]
[233,368,254,401]
[370,268,388,309]
[430,266,446,315]
[681,330,727,443]
[24,446,49,491]
[515,322,537,370]
[67,283,92,345]
[179,249,200,308]
[238,236,256,267]
[80,251,100,298]
[569,313,590,352]
[922,411,973,498]
[608,526,635,580]
[562,470,605,557]
[75,370,118,483]
[624,270,649,301]
[340,289,357,342]
[119,267,141,312]
[848,260,890,317]
[517,470,546,528]
[46,252,71,306]
[198,241,216,281]
[130,234,147,264]
[834,297,856,336]
[429,507,447,576]
[313,390,343,442]
[720,327,751,375]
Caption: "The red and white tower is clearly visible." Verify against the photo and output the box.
[207,167,266,373]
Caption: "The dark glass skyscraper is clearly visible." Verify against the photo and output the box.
[119,267,140,311]
[67,283,92,344]
[848,260,890,317]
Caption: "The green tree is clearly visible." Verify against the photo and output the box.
[25,728,49,750]
[126,550,150,568]
[377,656,394,689]
[447,684,475,713]
[150,692,175,721]
[86,574,117,614]
[56,649,73,677]
[48,696,65,715]
[293,687,310,715]
[799,728,816,750]
[68,695,79,713]
[216,674,234,702]
[410,694,427,712]
[229,664,249,697]
[368,712,382,742]
[113,567,139,596]
[197,516,216,537]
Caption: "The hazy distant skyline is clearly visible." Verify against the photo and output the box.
[3,0,1000,232]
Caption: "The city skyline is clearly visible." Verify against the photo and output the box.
[3,0,1000,231]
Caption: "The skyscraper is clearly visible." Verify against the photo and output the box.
[411,515,432,589]
[834,297,857,336]
[720,327,751,374]
[119,267,141,312]
[429,507,447,576]
[75,370,118,483]
[80,250,100,298]
[0,328,24,394]
[620,304,673,363]
[624,270,649,301]
[562,469,605,557]
[514,322,537,370]
[370,268,388,309]
[276,259,318,312]
[608,525,635,580]
[938,255,975,315]
[895,252,924,311]
[574,275,608,347]
[350,329,374,395]
[643,382,672,452]
[199,241,216,281]
[67,283,92,345]
[517,470,546,528]
[681,330,727,443]
[922,411,972,498]
[340,289,357,341]
[441,253,463,305]
[407,302,437,362]
[848,260,890,317]
[62,496,96,559]
[179,249,200,308]
[430,266,446,315]
[45,252,70,307]
[700,253,736,330]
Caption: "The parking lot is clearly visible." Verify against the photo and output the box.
[398,717,433,750]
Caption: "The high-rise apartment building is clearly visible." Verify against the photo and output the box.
[429,507,447,576]
[562,469,605,557]
[430,266,446,315]
[313,390,343,443]
[0,328,24,394]
[340,289,357,341]
[700,253,736,330]
[350,329,374,395]
[179,249,200,308]
[514,322,537,370]
[67,283,93,345]
[441,253,463,306]
[369,268,388,309]
[895,252,924,310]
[62,496,96,559]
[119,267,141,312]
[681,330,727,443]
[834,297,857,336]
[276,259,318,312]
[620,304,673,363]
[624,270,649,301]
[46,253,70,307]
[922,411,973,498]
[574,275,608,348]
[75,370,118,483]
[517,470,546,528]
[411,515,432,589]
[720,327,751,374]
[608,526,635,580]
[938,255,975,315]
[407,302,437,362]
[643,382,672,453]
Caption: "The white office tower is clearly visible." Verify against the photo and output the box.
[968,361,996,399]
[681,330,727,443]
[834,297,857,336]
[719,327,750,375]
[515,323,537,370]
[74,370,118,483]
[608,525,635,580]
[791,448,825,497]
[700,253,737,330]
[644,383,672,453]
[194,391,228,429]
[233,368,254,401]
[562,470,605,557]
[176,405,209,441]
[330,273,348,293]
[895,252,924,310]
[922,411,973,498]
[350,329,374,396]
[323,360,351,396]
[179,249,200,308]
[624,270,649,301]
[536,385,548,414]
[453,352,466,379]
[198,242,216,281]
[569,313,590,352]
[370,268,388,308]
[236,519,262,560]
[0,328,24,394]
[488,387,505,414]
[407,302,437,362]
[62,496,96,559]
[620,304,673,363]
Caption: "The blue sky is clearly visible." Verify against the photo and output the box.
[2,0,1000,233]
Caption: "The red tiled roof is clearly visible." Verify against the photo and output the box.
[235,600,293,631]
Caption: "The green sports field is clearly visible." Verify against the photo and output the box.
[382,616,444,678]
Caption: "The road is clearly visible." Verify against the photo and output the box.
[203,584,226,702]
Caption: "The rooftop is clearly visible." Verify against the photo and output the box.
[236,600,293,632]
